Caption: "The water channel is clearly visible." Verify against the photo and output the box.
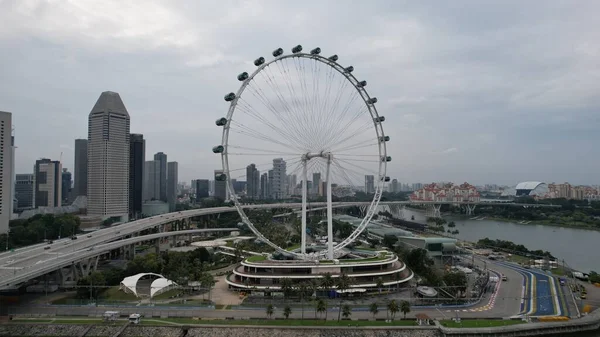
[391,207,600,273]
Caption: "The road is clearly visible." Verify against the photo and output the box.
[493,261,565,317]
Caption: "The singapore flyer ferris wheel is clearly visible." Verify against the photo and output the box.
[213,45,390,260]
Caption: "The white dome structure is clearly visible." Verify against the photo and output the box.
[502,181,548,197]
[119,273,177,298]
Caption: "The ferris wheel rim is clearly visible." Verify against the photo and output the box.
[219,50,388,259]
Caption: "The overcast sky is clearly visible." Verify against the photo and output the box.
[1,0,598,186]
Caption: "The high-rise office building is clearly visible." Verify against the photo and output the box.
[312,172,321,197]
[87,91,130,220]
[288,174,297,196]
[167,161,178,211]
[143,160,159,201]
[61,168,72,203]
[73,139,88,197]
[271,158,287,199]
[260,173,268,199]
[129,134,145,218]
[214,170,227,200]
[15,174,34,210]
[391,179,399,193]
[34,159,62,208]
[0,111,12,233]
[153,152,167,202]
[195,179,209,200]
[364,175,375,194]
[246,163,260,199]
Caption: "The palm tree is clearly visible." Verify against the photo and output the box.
[316,299,327,320]
[283,305,292,319]
[266,304,274,319]
[297,281,308,319]
[369,302,379,319]
[320,273,334,298]
[335,273,351,321]
[400,300,411,319]
[387,300,399,320]
[376,277,384,293]
[342,304,352,320]
[201,273,215,301]
[280,277,293,303]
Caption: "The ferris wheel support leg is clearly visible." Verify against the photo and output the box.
[301,160,308,255]
[326,155,334,260]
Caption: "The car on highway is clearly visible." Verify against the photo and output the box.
[502,275,508,281]
[46,240,53,244]
[44,246,51,250]
[71,236,78,240]
[87,235,92,238]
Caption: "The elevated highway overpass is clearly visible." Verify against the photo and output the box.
[0,228,237,291]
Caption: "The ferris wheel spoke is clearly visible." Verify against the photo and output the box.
[324,110,372,151]
[332,139,379,153]
[228,145,299,156]
[260,66,313,146]
[241,87,310,149]
[334,158,380,177]
[229,120,305,152]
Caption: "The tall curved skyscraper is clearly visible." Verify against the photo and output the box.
[87,91,130,221]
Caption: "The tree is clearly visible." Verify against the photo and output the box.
[280,277,293,303]
[342,304,352,320]
[316,299,327,320]
[369,302,379,319]
[76,272,106,301]
[387,300,399,320]
[335,273,351,321]
[383,235,399,249]
[443,271,468,297]
[200,273,215,301]
[266,304,274,319]
[297,282,308,320]
[448,221,456,228]
[320,273,334,297]
[376,277,384,293]
[400,300,411,319]
[283,305,292,319]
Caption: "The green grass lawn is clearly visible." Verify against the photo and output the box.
[441,319,525,328]
[100,286,138,301]
[246,255,267,262]
[141,318,418,327]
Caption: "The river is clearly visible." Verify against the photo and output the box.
[392,207,600,273]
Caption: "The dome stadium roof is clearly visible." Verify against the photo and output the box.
[515,181,545,190]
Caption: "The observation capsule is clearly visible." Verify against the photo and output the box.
[254,57,265,66]
[237,72,249,81]
[374,116,385,123]
[216,118,228,126]
[357,80,367,88]
[272,48,284,57]
[212,145,224,154]
[215,173,227,181]
[328,54,339,62]
[224,93,236,102]
[367,97,378,104]
[382,176,391,182]
[382,156,392,162]
[344,66,354,73]
[292,45,303,53]
[310,47,321,55]
[379,135,390,142]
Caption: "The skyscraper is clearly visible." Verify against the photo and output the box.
[195,179,209,200]
[214,170,227,200]
[391,179,399,193]
[246,163,260,199]
[129,134,145,218]
[34,159,62,208]
[87,91,130,220]
[364,175,375,194]
[73,139,88,197]
[167,161,178,211]
[312,172,321,197]
[143,160,159,201]
[61,168,72,203]
[153,152,167,202]
[288,174,297,196]
[0,111,12,233]
[271,158,287,199]
[15,174,34,210]
[260,173,268,199]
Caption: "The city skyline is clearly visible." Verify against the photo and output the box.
[1,1,599,185]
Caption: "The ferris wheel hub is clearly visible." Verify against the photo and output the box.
[301,151,332,161]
